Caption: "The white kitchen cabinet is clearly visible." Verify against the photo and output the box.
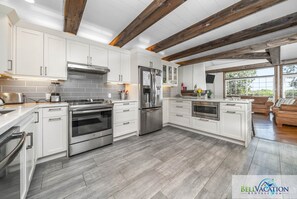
[0,14,13,74]
[162,60,179,86]
[67,40,89,65]
[108,50,131,83]
[113,101,138,140]
[90,45,108,66]
[179,65,193,90]
[163,98,169,124]
[44,34,66,79]
[192,117,219,135]
[16,27,43,76]
[220,110,244,141]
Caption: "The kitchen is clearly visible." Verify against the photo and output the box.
[1,1,297,199]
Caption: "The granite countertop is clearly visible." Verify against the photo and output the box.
[163,97,254,104]
[0,102,68,136]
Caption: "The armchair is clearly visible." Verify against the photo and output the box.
[273,100,297,127]
[241,96,273,116]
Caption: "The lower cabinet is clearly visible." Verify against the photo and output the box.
[113,101,138,139]
[169,114,191,127]
[220,110,244,141]
[163,99,169,124]
[42,115,67,156]
[192,117,219,134]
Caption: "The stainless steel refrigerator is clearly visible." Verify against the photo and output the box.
[139,66,163,135]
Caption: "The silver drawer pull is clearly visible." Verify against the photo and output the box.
[123,122,130,125]
[176,114,183,117]
[176,106,183,108]
[176,101,183,103]
[49,118,61,122]
[26,132,33,150]
[199,118,209,122]
[226,111,236,114]
[123,103,130,105]
[226,104,236,106]
[49,108,61,112]
[123,109,130,112]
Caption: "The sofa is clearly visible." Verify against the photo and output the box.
[241,96,274,116]
[272,98,297,127]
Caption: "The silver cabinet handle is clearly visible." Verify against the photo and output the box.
[87,56,89,65]
[90,57,92,65]
[123,122,130,125]
[226,111,236,114]
[176,106,183,108]
[176,101,183,103]
[49,118,61,122]
[26,132,33,150]
[226,104,236,106]
[123,109,130,112]
[123,103,130,105]
[40,66,43,76]
[48,108,61,112]
[35,112,39,123]
[7,60,12,71]
[45,66,47,76]
[176,114,183,117]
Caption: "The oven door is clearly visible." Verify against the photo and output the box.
[192,102,220,120]
[69,108,112,144]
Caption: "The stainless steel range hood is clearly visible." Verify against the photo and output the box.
[67,62,110,74]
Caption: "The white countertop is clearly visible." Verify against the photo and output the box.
[112,99,138,103]
[0,102,68,136]
[163,97,253,104]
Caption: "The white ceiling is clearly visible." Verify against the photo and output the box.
[0,0,297,64]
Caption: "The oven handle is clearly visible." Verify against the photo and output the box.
[0,131,26,172]
[72,108,112,115]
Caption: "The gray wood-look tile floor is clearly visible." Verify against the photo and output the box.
[27,126,297,199]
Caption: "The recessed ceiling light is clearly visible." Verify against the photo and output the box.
[25,0,35,4]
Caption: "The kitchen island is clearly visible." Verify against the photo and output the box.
[163,97,253,147]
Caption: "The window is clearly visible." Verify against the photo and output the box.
[225,67,275,99]
[282,64,297,99]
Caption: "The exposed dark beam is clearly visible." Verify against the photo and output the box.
[110,0,186,47]
[206,62,272,73]
[221,52,270,60]
[266,47,281,65]
[64,0,87,35]
[147,0,286,52]
[177,33,297,66]
[163,12,297,61]
[281,58,297,65]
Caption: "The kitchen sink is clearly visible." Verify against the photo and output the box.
[0,110,15,116]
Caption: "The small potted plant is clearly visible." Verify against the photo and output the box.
[197,88,202,98]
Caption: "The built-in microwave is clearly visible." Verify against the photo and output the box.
[192,101,220,121]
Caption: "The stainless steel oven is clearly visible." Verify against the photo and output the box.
[192,101,220,121]
[69,102,113,156]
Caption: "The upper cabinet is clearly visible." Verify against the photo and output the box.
[0,14,13,74]
[15,27,67,80]
[16,27,44,77]
[107,50,131,83]
[67,40,108,67]
[179,65,193,90]
[44,34,66,79]
[162,60,179,86]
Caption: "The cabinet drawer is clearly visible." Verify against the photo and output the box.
[220,103,245,111]
[114,102,137,110]
[170,100,191,106]
[170,105,191,116]
[192,117,219,134]
[114,108,137,123]
[169,114,191,127]
[114,120,137,138]
[43,107,67,117]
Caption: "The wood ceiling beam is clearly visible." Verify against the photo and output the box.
[109,0,186,47]
[221,52,271,60]
[206,62,272,73]
[147,0,286,52]
[266,47,281,65]
[177,33,297,66]
[64,0,87,35]
[163,12,297,61]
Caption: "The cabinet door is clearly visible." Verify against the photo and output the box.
[221,111,244,140]
[0,15,13,73]
[173,67,178,85]
[43,116,67,156]
[182,65,193,90]
[90,45,108,66]
[16,27,43,76]
[162,99,169,124]
[168,65,173,82]
[121,53,131,83]
[108,50,121,82]
[162,65,167,84]
[44,34,66,79]
[67,40,89,64]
